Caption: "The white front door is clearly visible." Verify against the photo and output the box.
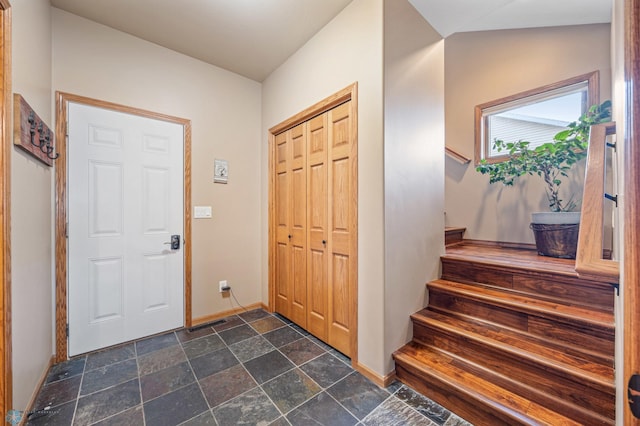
[67,102,184,356]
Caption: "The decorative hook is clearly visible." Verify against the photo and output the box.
[28,112,38,147]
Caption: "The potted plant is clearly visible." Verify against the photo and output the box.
[476,100,612,258]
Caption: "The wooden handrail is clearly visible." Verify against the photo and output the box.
[575,122,619,281]
[445,146,471,164]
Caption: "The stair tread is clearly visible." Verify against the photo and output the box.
[411,309,614,390]
[394,343,594,426]
[430,279,614,328]
[444,241,616,285]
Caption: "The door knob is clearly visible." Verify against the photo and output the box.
[164,234,181,250]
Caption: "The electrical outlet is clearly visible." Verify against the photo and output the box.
[219,280,229,293]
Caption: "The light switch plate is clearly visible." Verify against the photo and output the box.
[194,206,212,219]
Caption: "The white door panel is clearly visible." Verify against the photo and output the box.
[68,102,184,356]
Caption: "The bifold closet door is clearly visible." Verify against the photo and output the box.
[307,113,329,341]
[274,99,356,357]
[274,124,308,327]
[326,102,355,356]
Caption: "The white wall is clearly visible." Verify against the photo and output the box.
[383,0,444,373]
[11,0,54,410]
[261,0,386,374]
[52,9,262,323]
[611,0,625,421]
[445,24,611,243]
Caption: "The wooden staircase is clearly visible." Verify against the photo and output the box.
[393,241,616,426]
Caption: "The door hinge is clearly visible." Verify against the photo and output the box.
[65,324,69,337]
[65,122,69,137]
[65,222,68,238]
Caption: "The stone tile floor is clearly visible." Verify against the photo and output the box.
[25,309,473,426]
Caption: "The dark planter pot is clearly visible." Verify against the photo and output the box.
[530,223,579,259]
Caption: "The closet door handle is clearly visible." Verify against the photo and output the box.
[322,240,326,245]
[288,235,292,239]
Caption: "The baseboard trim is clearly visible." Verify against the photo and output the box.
[192,302,265,326]
[20,355,54,425]
[353,361,396,388]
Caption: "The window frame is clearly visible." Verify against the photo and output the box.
[474,71,600,165]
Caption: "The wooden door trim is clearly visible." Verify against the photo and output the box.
[624,0,640,423]
[0,0,11,416]
[268,83,358,363]
[54,92,192,362]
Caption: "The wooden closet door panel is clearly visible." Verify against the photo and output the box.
[274,132,291,316]
[328,102,354,356]
[307,114,328,339]
[289,124,307,326]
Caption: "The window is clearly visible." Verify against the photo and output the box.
[474,71,599,165]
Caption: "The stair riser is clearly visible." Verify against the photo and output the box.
[428,290,614,355]
[441,259,614,312]
[412,321,614,419]
[421,308,613,368]
[394,362,530,426]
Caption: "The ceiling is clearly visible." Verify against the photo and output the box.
[408,0,612,38]
[50,0,612,82]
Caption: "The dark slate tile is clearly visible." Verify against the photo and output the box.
[269,417,291,426]
[362,397,432,426]
[26,400,76,426]
[327,372,390,420]
[138,344,187,376]
[212,315,245,332]
[243,350,294,384]
[329,349,351,365]
[300,353,353,388]
[85,343,135,371]
[73,378,140,425]
[199,363,257,408]
[385,380,403,395]
[190,347,239,379]
[32,375,81,410]
[80,358,138,395]
[306,335,333,351]
[135,332,179,356]
[175,326,216,343]
[182,334,225,359]
[212,387,280,426]
[144,382,208,426]
[279,338,325,366]
[286,392,358,426]
[273,314,293,325]
[229,335,275,362]
[263,326,304,348]
[262,369,321,413]
[289,323,310,336]
[237,309,271,323]
[45,357,85,384]
[140,361,195,401]
[180,410,217,425]
[444,414,474,426]
[218,324,258,345]
[250,316,286,334]
[92,405,144,426]
[395,385,452,425]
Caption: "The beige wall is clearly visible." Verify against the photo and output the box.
[383,0,444,373]
[445,24,612,243]
[51,9,262,323]
[11,0,54,410]
[261,0,386,374]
